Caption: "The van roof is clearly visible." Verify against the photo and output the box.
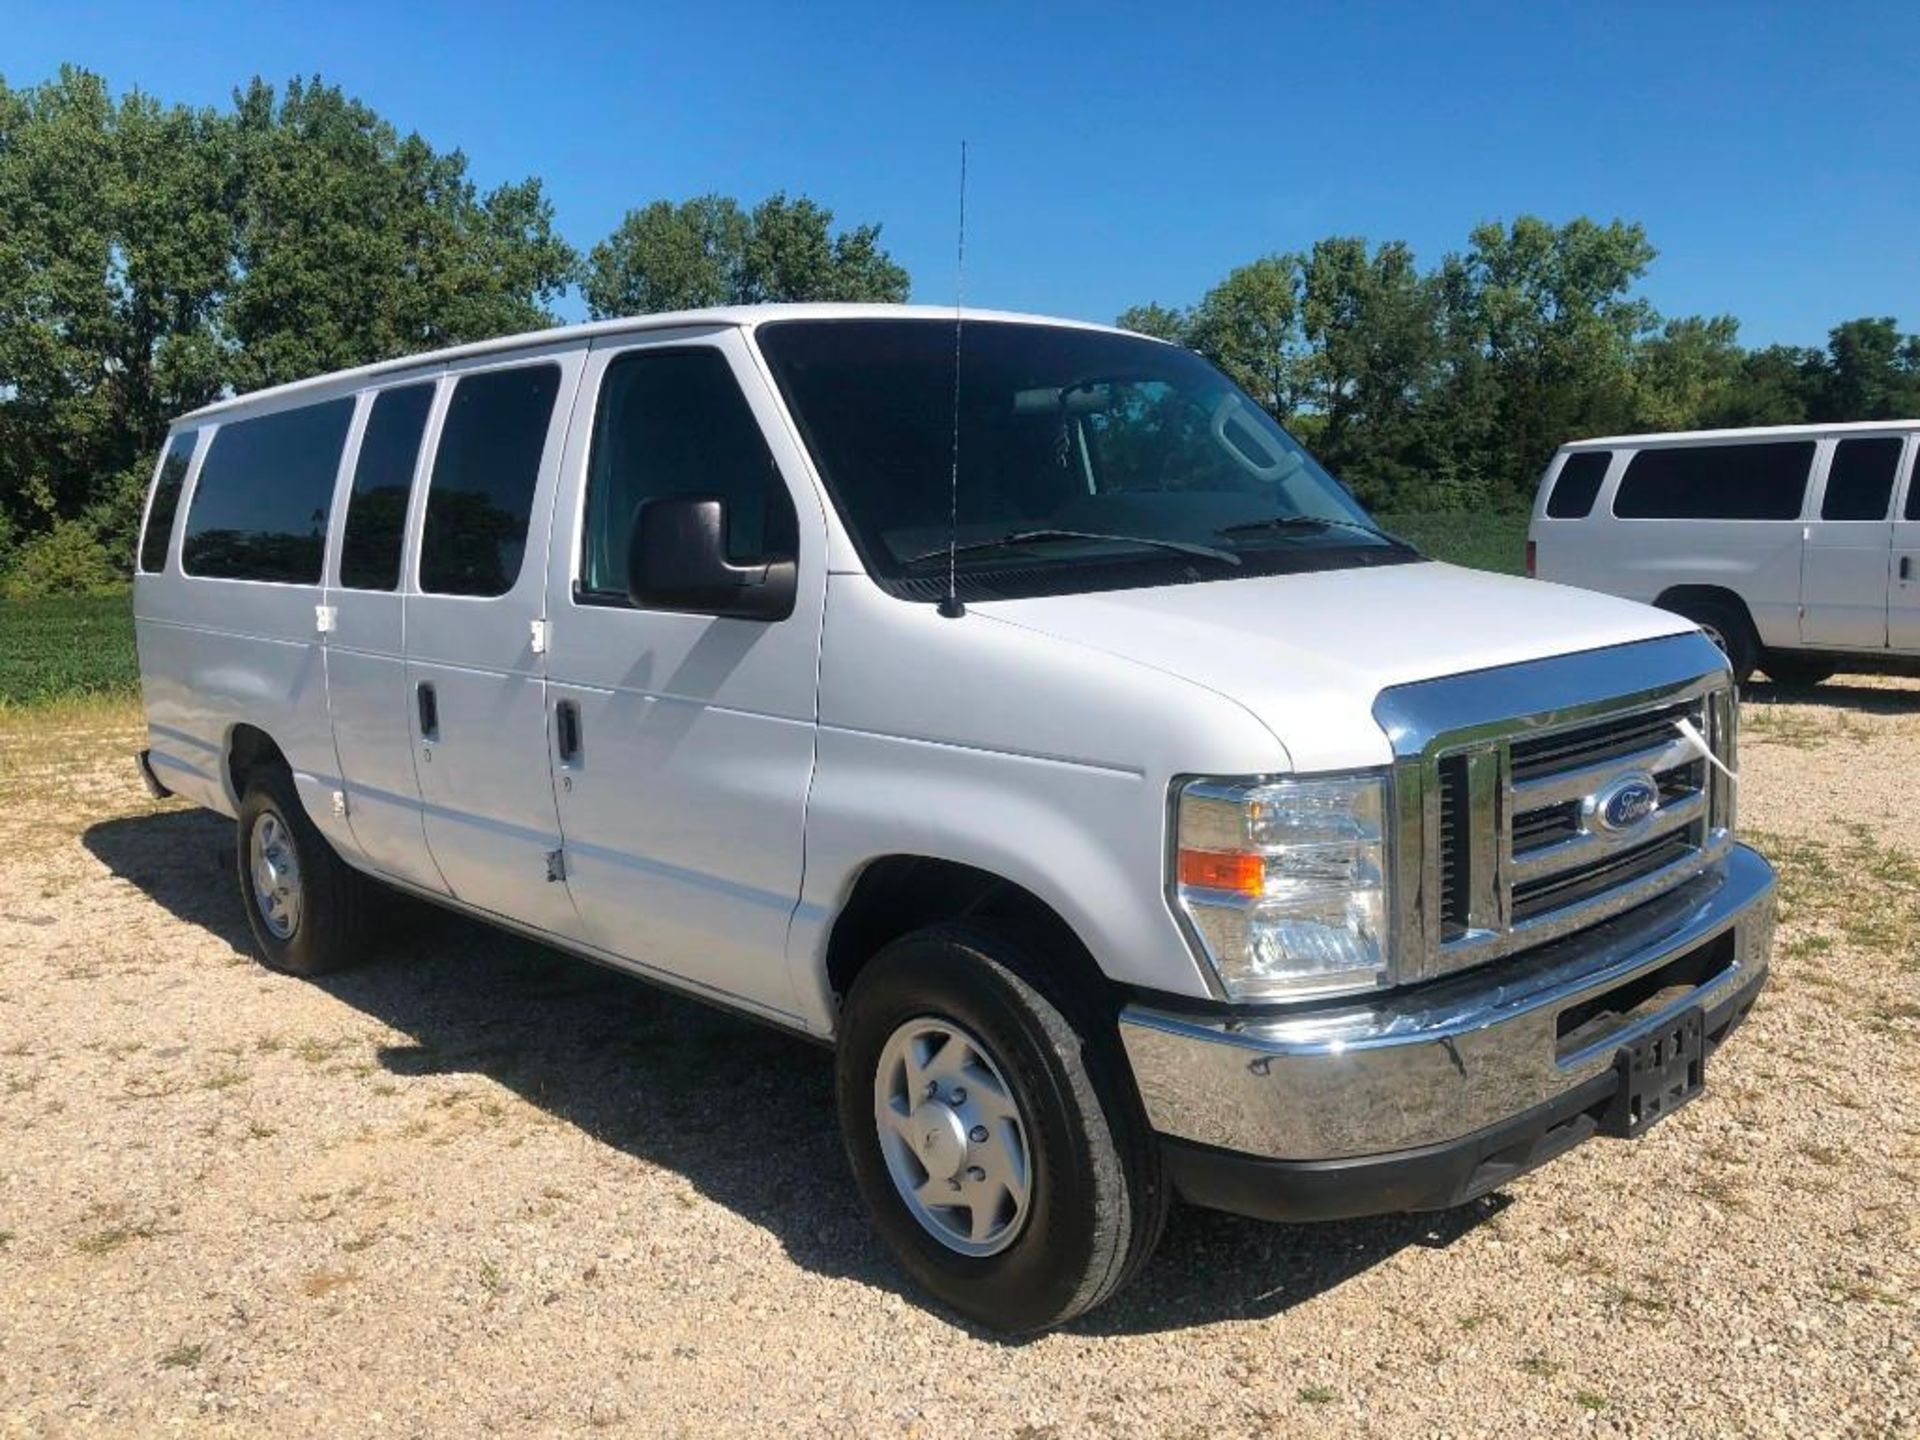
[1563,417,1920,450]
[174,303,1140,424]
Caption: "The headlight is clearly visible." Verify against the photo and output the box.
[1172,773,1389,1001]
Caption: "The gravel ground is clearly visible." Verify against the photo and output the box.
[0,683,1915,1438]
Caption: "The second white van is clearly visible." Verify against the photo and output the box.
[1530,420,1920,684]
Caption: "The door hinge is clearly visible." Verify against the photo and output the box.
[315,604,337,635]
[530,618,551,655]
[544,848,566,883]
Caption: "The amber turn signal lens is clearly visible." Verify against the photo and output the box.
[1176,848,1264,896]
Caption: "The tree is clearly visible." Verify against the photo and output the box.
[1631,315,1746,432]
[0,68,578,578]
[225,76,576,392]
[1296,238,1442,503]
[584,190,909,318]
[1115,303,1187,343]
[1184,255,1303,419]
[0,68,232,557]
[1430,217,1658,505]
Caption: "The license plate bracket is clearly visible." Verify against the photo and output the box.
[1601,1008,1705,1139]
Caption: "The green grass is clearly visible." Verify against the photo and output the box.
[0,593,137,708]
[0,514,1519,709]
[1378,511,1531,575]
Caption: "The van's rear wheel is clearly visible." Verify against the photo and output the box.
[235,770,373,976]
[834,923,1167,1333]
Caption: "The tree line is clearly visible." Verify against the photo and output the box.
[1120,222,1920,514]
[0,68,907,594]
[3,66,1914,595]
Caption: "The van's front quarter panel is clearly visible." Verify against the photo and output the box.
[788,572,1292,1026]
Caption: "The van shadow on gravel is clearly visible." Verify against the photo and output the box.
[84,807,1501,1339]
[1744,676,1920,714]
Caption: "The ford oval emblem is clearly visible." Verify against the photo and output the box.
[1592,773,1659,832]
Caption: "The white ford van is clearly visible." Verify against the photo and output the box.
[134,306,1773,1331]
[1529,421,1920,685]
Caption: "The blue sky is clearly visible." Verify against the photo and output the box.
[8,1,1916,347]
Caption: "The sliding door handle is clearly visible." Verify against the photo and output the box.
[416,681,440,741]
[1902,555,1913,582]
[555,699,582,762]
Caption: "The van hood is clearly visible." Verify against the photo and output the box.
[970,561,1699,772]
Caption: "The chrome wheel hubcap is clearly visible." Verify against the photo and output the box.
[249,812,303,940]
[874,1017,1032,1257]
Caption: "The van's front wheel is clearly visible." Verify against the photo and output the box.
[235,771,373,976]
[834,924,1167,1333]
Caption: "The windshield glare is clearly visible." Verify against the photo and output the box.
[755,319,1400,594]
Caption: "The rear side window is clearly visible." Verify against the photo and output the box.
[182,400,354,582]
[419,365,561,597]
[340,383,434,590]
[1613,442,1814,520]
[579,348,796,602]
[1821,437,1902,521]
[138,432,197,573]
[1545,450,1610,519]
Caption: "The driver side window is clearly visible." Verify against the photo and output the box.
[578,347,797,603]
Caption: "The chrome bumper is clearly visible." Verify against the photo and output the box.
[1120,843,1775,1162]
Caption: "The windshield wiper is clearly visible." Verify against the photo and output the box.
[902,528,1240,569]
[1218,515,1415,550]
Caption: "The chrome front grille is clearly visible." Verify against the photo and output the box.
[1374,634,1738,985]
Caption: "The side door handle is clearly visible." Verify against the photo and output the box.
[555,699,582,763]
[1902,556,1913,582]
[416,681,439,741]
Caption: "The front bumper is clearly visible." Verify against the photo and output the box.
[1119,843,1774,1216]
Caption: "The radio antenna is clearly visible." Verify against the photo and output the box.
[937,139,968,619]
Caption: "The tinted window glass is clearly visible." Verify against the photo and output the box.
[1545,450,1610,519]
[340,384,434,590]
[182,400,354,582]
[419,365,560,597]
[756,320,1390,602]
[1614,442,1813,520]
[1821,437,1901,521]
[580,349,795,600]
[139,432,197,573]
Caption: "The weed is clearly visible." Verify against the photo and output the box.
[479,1259,507,1295]
[1518,1355,1562,1379]
[158,1343,206,1370]
[76,1221,156,1255]
[1296,1385,1337,1405]
[1575,1391,1610,1412]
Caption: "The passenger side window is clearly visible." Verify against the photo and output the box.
[1821,437,1901,521]
[1545,450,1610,519]
[578,348,796,602]
[138,431,198,573]
[182,400,354,583]
[340,383,434,591]
[1613,442,1814,520]
[419,364,561,597]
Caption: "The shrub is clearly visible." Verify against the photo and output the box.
[2,520,125,598]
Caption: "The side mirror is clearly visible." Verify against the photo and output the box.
[627,494,797,621]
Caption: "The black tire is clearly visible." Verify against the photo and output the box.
[1761,656,1838,689]
[834,923,1168,1333]
[1664,594,1758,685]
[234,768,374,977]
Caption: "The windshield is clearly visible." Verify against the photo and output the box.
[755,318,1416,600]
